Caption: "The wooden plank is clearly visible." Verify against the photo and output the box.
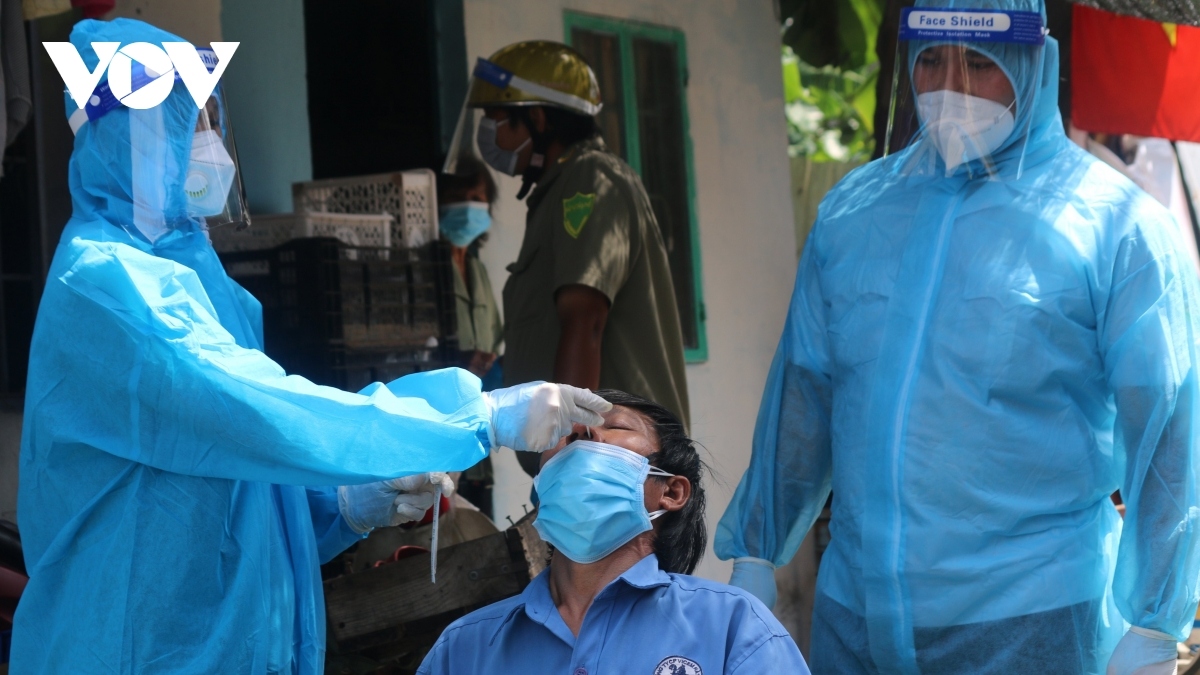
[324,530,530,643]
[510,515,551,579]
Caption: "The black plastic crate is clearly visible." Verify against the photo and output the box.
[220,238,458,391]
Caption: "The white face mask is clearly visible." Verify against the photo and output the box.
[916,90,1016,173]
[184,130,236,217]
[476,117,530,176]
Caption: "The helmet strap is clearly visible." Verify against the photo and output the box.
[514,107,552,200]
[516,162,542,200]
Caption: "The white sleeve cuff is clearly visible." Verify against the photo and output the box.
[480,391,498,448]
[733,557,776,570]
[1130,626,1177,642]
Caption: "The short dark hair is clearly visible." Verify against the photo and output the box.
[510,106,599,150]
[437,155,498,210]
[595,389,707,575]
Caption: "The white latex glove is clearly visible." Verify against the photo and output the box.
[338,472,455,534]
[1107,626,1179,675]
[729,557,778,610]
[482,381,611,453]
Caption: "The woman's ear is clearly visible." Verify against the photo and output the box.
[657,476,691,513]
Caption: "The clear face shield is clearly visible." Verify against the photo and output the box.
[72,46,249,240]
[187,86,249,230]
[443,102,527,178]
[884,4,1047,179]
[442,57,602,177]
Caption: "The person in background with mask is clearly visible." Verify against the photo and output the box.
[12,20,609,674]
[438,156,503,386]
[438,156,503,513]
[444,41,691,478]
[417,390,809,675]
[717,1,1200,674]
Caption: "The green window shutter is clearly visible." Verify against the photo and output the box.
[565,11,708,363]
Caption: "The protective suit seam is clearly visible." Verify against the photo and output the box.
[726,632,786,673]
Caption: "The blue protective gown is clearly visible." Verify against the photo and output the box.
[12,19,490,674]
[716,13,1200,675]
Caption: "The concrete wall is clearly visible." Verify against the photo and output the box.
[104,0,222,44]
[464,0,798,583]
[220,0,313,213]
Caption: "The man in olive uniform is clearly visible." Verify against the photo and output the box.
[446,41,690,476]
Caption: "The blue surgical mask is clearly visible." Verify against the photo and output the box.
[533,440,673,564]
[439,202,492,247]
[476,117,529,176]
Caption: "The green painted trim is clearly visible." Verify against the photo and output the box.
[561,11,640,165]
[563,11,709,363]
[430,0,468,157]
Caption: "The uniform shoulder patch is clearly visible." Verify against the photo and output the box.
[563,192,597,239]
[654,656,702,675]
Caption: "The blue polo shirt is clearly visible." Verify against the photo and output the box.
[417,554,809,675]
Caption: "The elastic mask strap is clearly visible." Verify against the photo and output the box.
[993,98,1017,124]
[648,466,673,521]
[516,153,540,199]
[516,108,548,200]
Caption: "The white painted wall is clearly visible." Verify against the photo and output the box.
[465,0,798,582]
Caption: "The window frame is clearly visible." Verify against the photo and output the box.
[563,11,708,363]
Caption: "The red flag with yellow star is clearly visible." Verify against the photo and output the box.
[1072,4,1200,142]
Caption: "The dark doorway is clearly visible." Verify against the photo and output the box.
[303,0,467,180]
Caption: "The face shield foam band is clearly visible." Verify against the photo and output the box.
[69,46,221,136]
[472,57,603,116]
[898,8,1047,46]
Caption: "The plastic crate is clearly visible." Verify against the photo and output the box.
[210,212,394,255]
[208,213,298,253]
[297,212,392,249]
[220,238,458,392]
[292,170,439,248]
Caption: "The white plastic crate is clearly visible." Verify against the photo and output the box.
[298,212,392,250]
[208,213,298,253]
[291,169,439,248]
[209,212,394,256]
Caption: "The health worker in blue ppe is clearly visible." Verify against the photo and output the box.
[716,2,1200,674]
[11,18,609,675]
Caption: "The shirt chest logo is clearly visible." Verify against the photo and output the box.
[654,656,702,675]
[563,192,596,239]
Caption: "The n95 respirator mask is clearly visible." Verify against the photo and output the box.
[917,90,1015,173]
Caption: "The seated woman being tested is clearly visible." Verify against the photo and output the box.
[417,390,809,675]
